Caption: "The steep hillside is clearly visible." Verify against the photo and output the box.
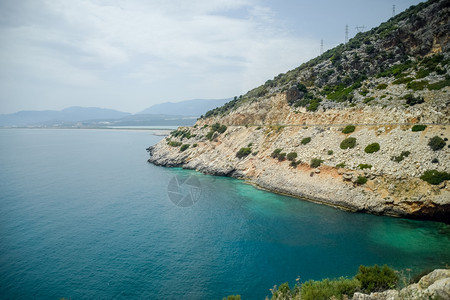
[148,0,450,222]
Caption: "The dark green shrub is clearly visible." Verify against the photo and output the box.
[301,277,361,300]
[392,77,414,85]
[301,137,312,145]
[290,160,300,168]
[336,163,346,168]
[236,147,252,158]
[376,83,388,90]
[355,265,398,293]
[411,125,426,132]
[358,164,372,170]
[206,131,215,140]
[278,153,287,161]
[271,148,283,158]
[391,150,411,162]
[431,158,439,164]
[328,150,334,155]
[180,144,190,152]
[407,80,428,91]
[192,143,198,147]
[363,96,375,104]
[287,152,298,161]
[428,136,446,151]
[403,94,424,106]
[310,158,324,168]
[168,141,182,147]
[340,137,357,149]
[356,176,368,185]
[365,143,380,153]
[217,125,227,133]
[211,123,221,132]
[342,125,356,134]
[420,170,450,185]
[428,78,450,90]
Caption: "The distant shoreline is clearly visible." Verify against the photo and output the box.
[0,126,173,135]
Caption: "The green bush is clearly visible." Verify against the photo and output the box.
[407,80,428,91]
[271,148,283,158]
[363,96,375,104]
[206,131,215,140]
[365,143,380,153]
[428,136,446,151]
[428,78,450,90]
[192,143,198,147]
[290,160,300,168]
[420,170,450,185]
[358,164,372,170]
[411,124,426,132]
[355,265,398,293]
[342,125,356,134]
[376,83,388,90]
[287,152,298,161]
[217,125,227,133]
[340,137,357,149]
[336,162,346,168]
[403,94,424,106]
[328,150,334,155]
[392,77,414,85]
[301,277,361,300]
[180,144,190,152]
[236,147,252,158]
[168,141,182,147]
[278,153,287,161]
[310,158,324,168]
[391,150,411,162]
[301,137,312,145]
[356,176,368,185]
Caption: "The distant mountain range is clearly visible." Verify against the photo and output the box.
[0,98,230,127]
[138,98,231,116]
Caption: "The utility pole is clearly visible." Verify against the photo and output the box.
[355,26,366,33]
[392,4,396,17]
[345,24,349,43]
[320,39,324,55]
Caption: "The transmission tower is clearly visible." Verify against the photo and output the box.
[392,4,396,17]
[345,24,349,43]
[320,39,324,55]
[355,26,366,33]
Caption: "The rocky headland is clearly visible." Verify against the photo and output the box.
[148,0,450,222]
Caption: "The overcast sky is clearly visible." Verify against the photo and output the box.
[0,0,423,114]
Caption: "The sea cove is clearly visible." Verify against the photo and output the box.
[0,129,449,299]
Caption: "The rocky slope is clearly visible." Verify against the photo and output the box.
[148,0,450,222]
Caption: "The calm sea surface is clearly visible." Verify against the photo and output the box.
[0,129,449,299]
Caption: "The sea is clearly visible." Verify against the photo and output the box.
[0,128,449,299]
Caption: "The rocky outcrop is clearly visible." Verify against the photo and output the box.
[353,269,450,300]
[147,0,450,222]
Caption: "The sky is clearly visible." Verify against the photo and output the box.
[0,0,423,114]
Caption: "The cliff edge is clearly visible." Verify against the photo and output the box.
[148,0,450,222]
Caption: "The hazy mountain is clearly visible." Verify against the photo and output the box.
[139,98,232,116]
[0,106,130,127]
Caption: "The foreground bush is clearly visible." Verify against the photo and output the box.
[310,158,323,168]
[355,265,398,293]
[301,137,312,145]
[420,170,450,185]
[180,144,190,152]
[287,152,298,161]
[301,277,361,300]
[340,137,357,149]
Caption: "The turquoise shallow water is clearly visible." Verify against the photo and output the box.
[0,129,449,299]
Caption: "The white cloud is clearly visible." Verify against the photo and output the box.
[0,0,319,112]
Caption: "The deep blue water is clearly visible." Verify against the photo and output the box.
[0,129,449,299]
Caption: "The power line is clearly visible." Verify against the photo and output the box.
[320,39,324,55]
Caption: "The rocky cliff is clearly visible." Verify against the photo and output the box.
[148,0,450,222]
